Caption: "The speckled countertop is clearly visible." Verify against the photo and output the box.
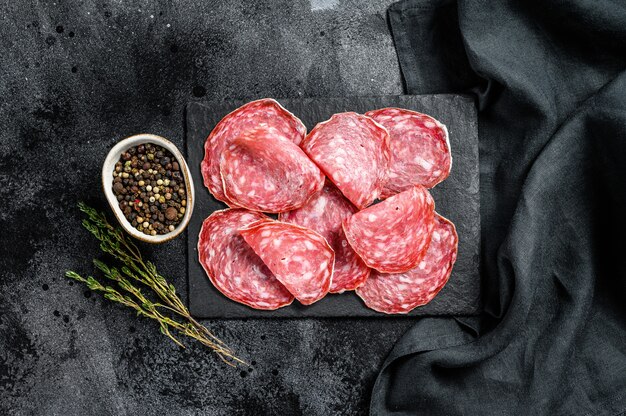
[0,1,413,414]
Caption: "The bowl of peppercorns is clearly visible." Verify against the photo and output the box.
[102,134,195,243]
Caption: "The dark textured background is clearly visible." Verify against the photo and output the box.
[0,1,418,415]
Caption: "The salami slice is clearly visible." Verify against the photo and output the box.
[279,181,370,293]
[198,209,294,310]
[343,185,435,273]
[201,99,306,205]
[365,108,451,197]
[220,128,325,213]
[356,214,458,314]
[301,112,391,209]
[239,221,334,305]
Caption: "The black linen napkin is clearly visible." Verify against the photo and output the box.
[371,0,626,414]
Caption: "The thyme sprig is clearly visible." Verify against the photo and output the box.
[66,202,244,366]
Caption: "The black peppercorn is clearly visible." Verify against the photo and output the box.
[112,142,186,235]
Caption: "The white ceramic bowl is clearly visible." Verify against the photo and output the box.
[102,133,195,244]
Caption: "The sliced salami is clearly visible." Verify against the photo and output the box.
[301,112,391,209]
[239,221,334,305]
[220,128,324,213]
[198,209,294,310]
[279,181,370,293]
[356,214,458,314]
[365,108,451,197]
[343,185,435,273]
[201,99,306,205]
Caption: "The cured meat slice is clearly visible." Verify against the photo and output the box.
[301,112,391,209]
[279,181,370,293]
[239,221,334,305]
[356,214,458,314]
[220,128,324,213]
[201,99,306,205]
[365,108,451,197]
[343,185,435,273]
[198,209,293,310]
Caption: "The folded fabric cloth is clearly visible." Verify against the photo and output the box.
[371,0,626,414]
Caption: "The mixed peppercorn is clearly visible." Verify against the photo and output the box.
[112,143,186,236]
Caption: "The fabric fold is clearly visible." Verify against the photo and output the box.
[372,0,626,414]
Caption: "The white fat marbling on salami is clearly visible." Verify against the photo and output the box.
[239,220,334,305]
[279,181,370,293]
[220,128,324,213]
[197,209,293,310]
[201,99,306,205]
[365,108,451,197]
[356,214,458,314]
[301,112,391,209]
[343,185,435,273]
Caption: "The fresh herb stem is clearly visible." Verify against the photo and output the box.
[66,202,244,366]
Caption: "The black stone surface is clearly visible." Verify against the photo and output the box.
[0,1,455,415]
[187,95,480,318]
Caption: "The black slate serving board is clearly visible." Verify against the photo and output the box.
[186,95,480,318]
